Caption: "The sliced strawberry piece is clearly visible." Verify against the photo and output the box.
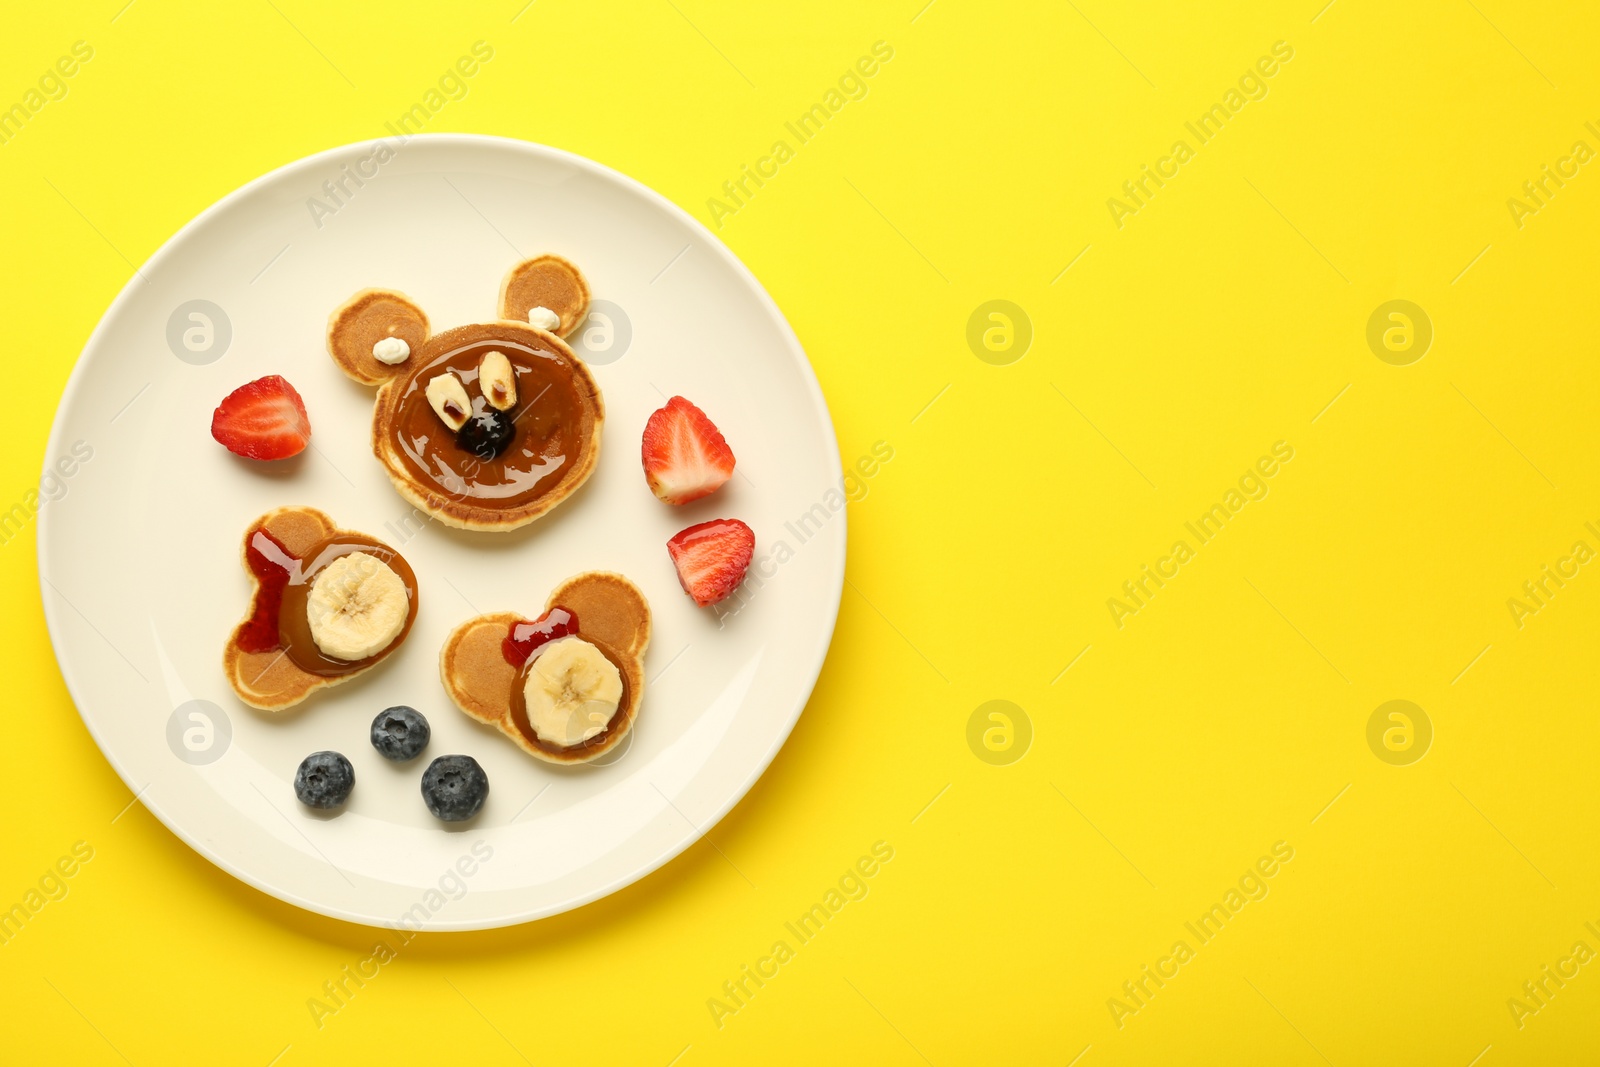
[667,519,755,607]
[210,375,311,461]
[641,396,735,505]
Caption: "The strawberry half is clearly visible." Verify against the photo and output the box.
[667,519,755,607]
[210,375,311,461]
[641,396,735,505]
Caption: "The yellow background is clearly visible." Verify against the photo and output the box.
[6,0,1600,1062]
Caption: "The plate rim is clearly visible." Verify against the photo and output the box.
[37,133,846,930]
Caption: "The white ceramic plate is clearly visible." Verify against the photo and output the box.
[39,135,844,929]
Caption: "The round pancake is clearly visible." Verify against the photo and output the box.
[368,321,604,532]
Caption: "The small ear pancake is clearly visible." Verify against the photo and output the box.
[258,505,337,558]
[439,612,520,728]
[227,646,320,711]
[499,255,590,338]
[546,572,651,659]
[328,289,430,385]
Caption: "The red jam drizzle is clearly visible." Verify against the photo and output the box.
[238,527,300,653]
[502,606,578,667]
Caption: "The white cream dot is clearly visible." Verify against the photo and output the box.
[372,336,411,365]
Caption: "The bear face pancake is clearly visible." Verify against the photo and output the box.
[439,572,650,765]
[327,255,602,532]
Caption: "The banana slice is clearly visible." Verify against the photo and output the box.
[523,637,622,747]
[479,350,517,411]
[425,372,471,431]
[306,551,409,661]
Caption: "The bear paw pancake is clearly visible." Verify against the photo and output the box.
[439,572,650,765]
[327,255,602,532]
[224,506,420,711]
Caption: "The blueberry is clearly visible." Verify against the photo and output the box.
[370,705,430,762]
[420,755,489,822]
[294,751,354,810]
[456,405,515,460]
